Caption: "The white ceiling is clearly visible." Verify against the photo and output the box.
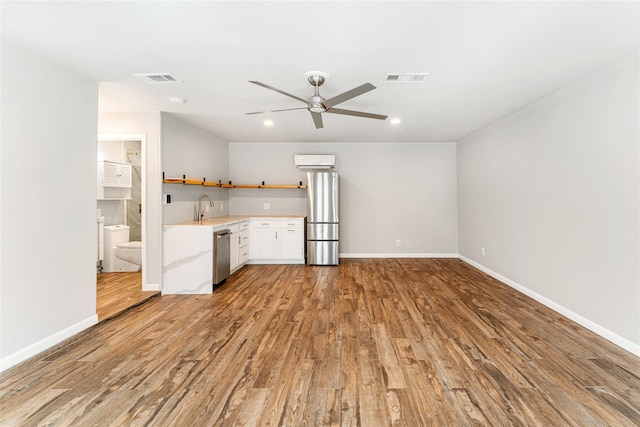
[2,1,638,143]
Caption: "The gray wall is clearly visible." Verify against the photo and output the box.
[161,113,230,224]
[457,56,639,352]
[229,142,459,256]
[1,41,98,368]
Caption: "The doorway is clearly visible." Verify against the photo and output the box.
[97,134,149,319]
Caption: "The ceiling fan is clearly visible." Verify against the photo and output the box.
[246,71,387,129]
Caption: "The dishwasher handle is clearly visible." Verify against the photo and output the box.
[215,229,231,238]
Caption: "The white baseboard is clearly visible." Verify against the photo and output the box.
[340,253,459,259]
[459,255,640,357]
[246,259,306,265]
[0,314,99,372]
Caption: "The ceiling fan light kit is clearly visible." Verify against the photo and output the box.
[247,71,388,129]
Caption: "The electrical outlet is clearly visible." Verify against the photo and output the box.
[263,202,271,210]
[220,202,224,211]
[396,239,401,247]
[481,247,485,256]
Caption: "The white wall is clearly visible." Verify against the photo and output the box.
[98,112,162,291]
[161,113,230,224]
[1,41,98,369]
[457,56,640,354]
[229,142,459,256]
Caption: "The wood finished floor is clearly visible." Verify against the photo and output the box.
[96,272,159,322]
[2,259,639,426]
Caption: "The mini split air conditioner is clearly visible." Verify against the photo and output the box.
[294,154,335,170]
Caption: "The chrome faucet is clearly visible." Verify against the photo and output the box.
[198,195,214,223]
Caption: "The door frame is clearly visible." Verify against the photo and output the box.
[98,133,147,289]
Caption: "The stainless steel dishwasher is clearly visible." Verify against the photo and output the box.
[213,229,231,285]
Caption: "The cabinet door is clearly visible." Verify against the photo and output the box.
[102,162,132,188]
[278,228,303,259]
[102,162,119,186]
[98,161,132,199]
[118,163,132,187]
[230,233,240,270]
[239,230,250,250]
[250,222,278,259]
[239,245,250,264]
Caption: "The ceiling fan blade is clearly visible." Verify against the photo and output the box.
[245,107,308,115]
[310,112,323,129]
[323,83,376,109]
[249,81,308,104]
[325,108,387,120]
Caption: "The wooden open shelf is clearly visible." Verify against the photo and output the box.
[163,176,306,189]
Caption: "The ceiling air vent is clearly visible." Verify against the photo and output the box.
[385,73,428,83]
[133,73,182,84]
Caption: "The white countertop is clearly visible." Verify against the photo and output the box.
[166,215,307,227]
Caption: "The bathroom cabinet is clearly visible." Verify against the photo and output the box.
[98,161,132,199]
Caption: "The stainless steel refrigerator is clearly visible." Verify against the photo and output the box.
[307,171,339,265]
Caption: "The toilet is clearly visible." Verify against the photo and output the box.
[103,225,142,272]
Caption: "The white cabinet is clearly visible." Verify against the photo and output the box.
[98,161,132,199]
[278,219,304,259]
[102,161,131,187]
[230,225,239,271]
[238,222,250,265]
[249,218,305,264]
[250,220,279,260]
[230,220,250,272]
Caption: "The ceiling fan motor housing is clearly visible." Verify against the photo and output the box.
[306,72,329,112]
[305,71,329,87]
[308,95,326,113]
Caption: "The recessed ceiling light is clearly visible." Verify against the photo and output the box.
[169,97,186,104]
[263,120,274,127]
[390,118,402,125]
